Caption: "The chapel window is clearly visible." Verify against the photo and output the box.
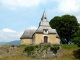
[43,29,48,34]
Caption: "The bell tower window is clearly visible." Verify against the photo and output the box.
[43,29,48,34]
[44,17,46,19]
[45,30,47,32]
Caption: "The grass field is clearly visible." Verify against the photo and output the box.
[0,44,80,60]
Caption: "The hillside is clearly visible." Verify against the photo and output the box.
[0,44,80,60]
[0,40,20,46]
[0,42,7,45]
[6,40,20,45]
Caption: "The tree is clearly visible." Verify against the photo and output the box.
[49,15,79,44]
[73,23,80,46]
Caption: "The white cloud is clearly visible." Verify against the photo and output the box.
[0,27,37,42]
[0,0,42,9]
[2,28,16,32]
[57,0,80,13]
[48,0,80,14]
[0,28,23,42]
[47,0,80,23]
[76,15,80,23]
[27,26,37,30]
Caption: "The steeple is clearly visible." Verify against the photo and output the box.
[41,11,47,21]
[39,11,50,26]
[35,11,57,35]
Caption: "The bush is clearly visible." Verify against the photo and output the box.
[73,49,80,59]
[50,45,60,54]
[24,45,35,56]
[78,41,80,47]
[20,44,26,47]
[23,44,60,57]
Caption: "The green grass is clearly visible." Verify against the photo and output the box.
[61,44,78,49]
[0,44,80,60]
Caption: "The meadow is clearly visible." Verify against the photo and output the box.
[0,44,80,60]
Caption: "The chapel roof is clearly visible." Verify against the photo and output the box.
[39,11,50,26]
[35,11,56,34]
[35,26,56,34]
[20,29,36,39]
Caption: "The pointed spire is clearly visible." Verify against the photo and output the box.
[41,11,47,21]
[39,11,50,26]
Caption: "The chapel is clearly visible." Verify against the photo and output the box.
[20,11,60,45]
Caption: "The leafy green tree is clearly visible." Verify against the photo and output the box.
[49,15,79,44]
[73,24,80,46]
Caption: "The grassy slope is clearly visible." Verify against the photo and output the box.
[0,44,80,60]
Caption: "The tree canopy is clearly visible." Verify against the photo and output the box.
[73,23,80,46]
[49,14,79,44]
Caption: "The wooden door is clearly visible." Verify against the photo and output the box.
[44,36,48,43]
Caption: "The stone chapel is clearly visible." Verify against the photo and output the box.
[20,11,60,45]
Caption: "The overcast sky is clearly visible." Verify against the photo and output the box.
[0,0,80,42]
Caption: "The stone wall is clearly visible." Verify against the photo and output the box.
[0,46,18,57]
[20,33,60,45]
[34,33,60,45]
[49,34,60,44]
[20,39,32,45]
[23,44,62,58]
[34,33,43,45]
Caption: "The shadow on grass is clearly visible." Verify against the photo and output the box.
[73,49,80,60]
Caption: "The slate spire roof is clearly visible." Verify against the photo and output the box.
[39,11,50,26]
[41,11,47,21]
[36,11,56,34]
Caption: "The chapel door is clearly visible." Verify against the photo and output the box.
[44,36,48,43]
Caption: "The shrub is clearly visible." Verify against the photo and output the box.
[78,41,80,47]
[24,45,35,56]
[73,49,80,59]
[50,45,60,54]
[23,44,60,57]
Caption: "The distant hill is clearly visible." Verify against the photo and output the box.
[0,42,7,45]
[6,40,20,45]
[0,40,20,46]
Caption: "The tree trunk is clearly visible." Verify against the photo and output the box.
[66,38,69,44]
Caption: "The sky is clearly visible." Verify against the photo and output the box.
[0,0,80,42]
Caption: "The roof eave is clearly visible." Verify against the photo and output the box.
[20,37,32,39]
